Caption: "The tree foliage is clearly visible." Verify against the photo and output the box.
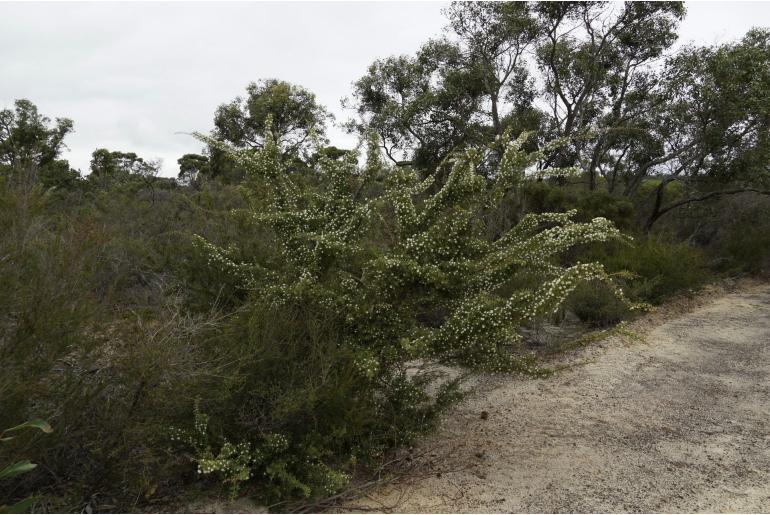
[0,99,79,188]
[214,79,331,160]
[350,1,770,227]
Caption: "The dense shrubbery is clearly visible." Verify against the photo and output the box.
[568,281,631,327]
[564,236,708,326]
[0,131,637,509]
[2,1,769,510]
[522,181,636,230]
[170,129,637,501]
[0,134,760,511]
[664,194,770,276]
[0,177,222,510]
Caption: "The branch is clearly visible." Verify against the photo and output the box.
[648,187,770,229]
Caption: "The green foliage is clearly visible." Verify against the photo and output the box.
[568,281,631,327]
[0,99,79,189]
[1,420,52,514]
[2,4,768,511]
[168,127,635,501]
[87,148,162,192]
[214,79,331,160]
[0,175,236,510]
[719,210,770,276]
[194,128,632,371]
[523,181,636,229]
[177,153,211,186]
[170,405,255,500]
[583,237,709,305]
[667,194,770,276]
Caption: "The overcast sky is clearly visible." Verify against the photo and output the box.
[1,1,769,177]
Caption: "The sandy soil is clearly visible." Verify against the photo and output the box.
[354,282,770,513]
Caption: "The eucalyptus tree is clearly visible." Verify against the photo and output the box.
[443,1,542,138]
[633,29,770,229]
[533,1,685,189]
[349,2,546,173]
[347,44,486,172]
[204,79,333,181]
[350,1,684,183]
[0,99,79,188]
[88,148,163,199]
[213,79,331,160]
[177,153,210,186]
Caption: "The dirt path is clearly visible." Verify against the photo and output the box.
[356,283,770,513]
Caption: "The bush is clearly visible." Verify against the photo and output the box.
[568,281,631,327]
[580,236,710,305]
[1,131,634,510]
[700,195,770,275]
[174,129,634,503]
[522,181,636,230]
[0,179,220,510]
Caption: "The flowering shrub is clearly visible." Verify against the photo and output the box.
[194,128,631,370]
[177,127,635,502]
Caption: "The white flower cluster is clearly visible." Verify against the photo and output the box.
[354,352,379,379]
[170,404,259,499]
[191,128,635,376]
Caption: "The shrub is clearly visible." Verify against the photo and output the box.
[581,236,709,304]
[522,181,636,229]
[0,179,220,511]
[178,129,635,502]
[1,420,52,514]
[705,195,770,275]
[0,130,635,510]
[568,281,631,327]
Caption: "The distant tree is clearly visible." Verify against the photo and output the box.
[444,1,541,138]
[533,2,686,189]
[348,42,486,171]
[90,148,157,178]
[0,99,79,188]
[350,1,685,185]
[177,153,210,186]
[213,79,331,160]
[205,79,332,182]
[348,2,544,172]
[88,148,162,196]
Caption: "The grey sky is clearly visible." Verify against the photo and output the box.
[1,1,768,177]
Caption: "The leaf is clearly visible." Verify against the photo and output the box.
[3,420,53,435]
[0,496,36,514]
[0,461,37,480]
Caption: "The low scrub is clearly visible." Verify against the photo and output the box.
[568,281,631,327]
[578,236,710,306]
[1,131,636,510]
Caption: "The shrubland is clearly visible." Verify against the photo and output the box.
[2,1,770,511]
[0,130,641,510]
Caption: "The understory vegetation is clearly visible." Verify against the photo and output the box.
[1,1,769,512]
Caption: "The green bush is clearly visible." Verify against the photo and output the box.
[522,181,636,229]
[722,222,770,275]
[568,281,631,327]
[0,179,219,510]
[1,130,635,509]
[581,236,710,304]
[173,129,634,503]
[709,195,770,275]
[1,420,53,514]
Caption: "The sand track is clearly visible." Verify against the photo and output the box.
[358,283,770,513]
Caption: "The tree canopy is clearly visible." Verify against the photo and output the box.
[0,99,79,188]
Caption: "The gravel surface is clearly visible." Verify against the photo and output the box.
[356,283,770,513]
